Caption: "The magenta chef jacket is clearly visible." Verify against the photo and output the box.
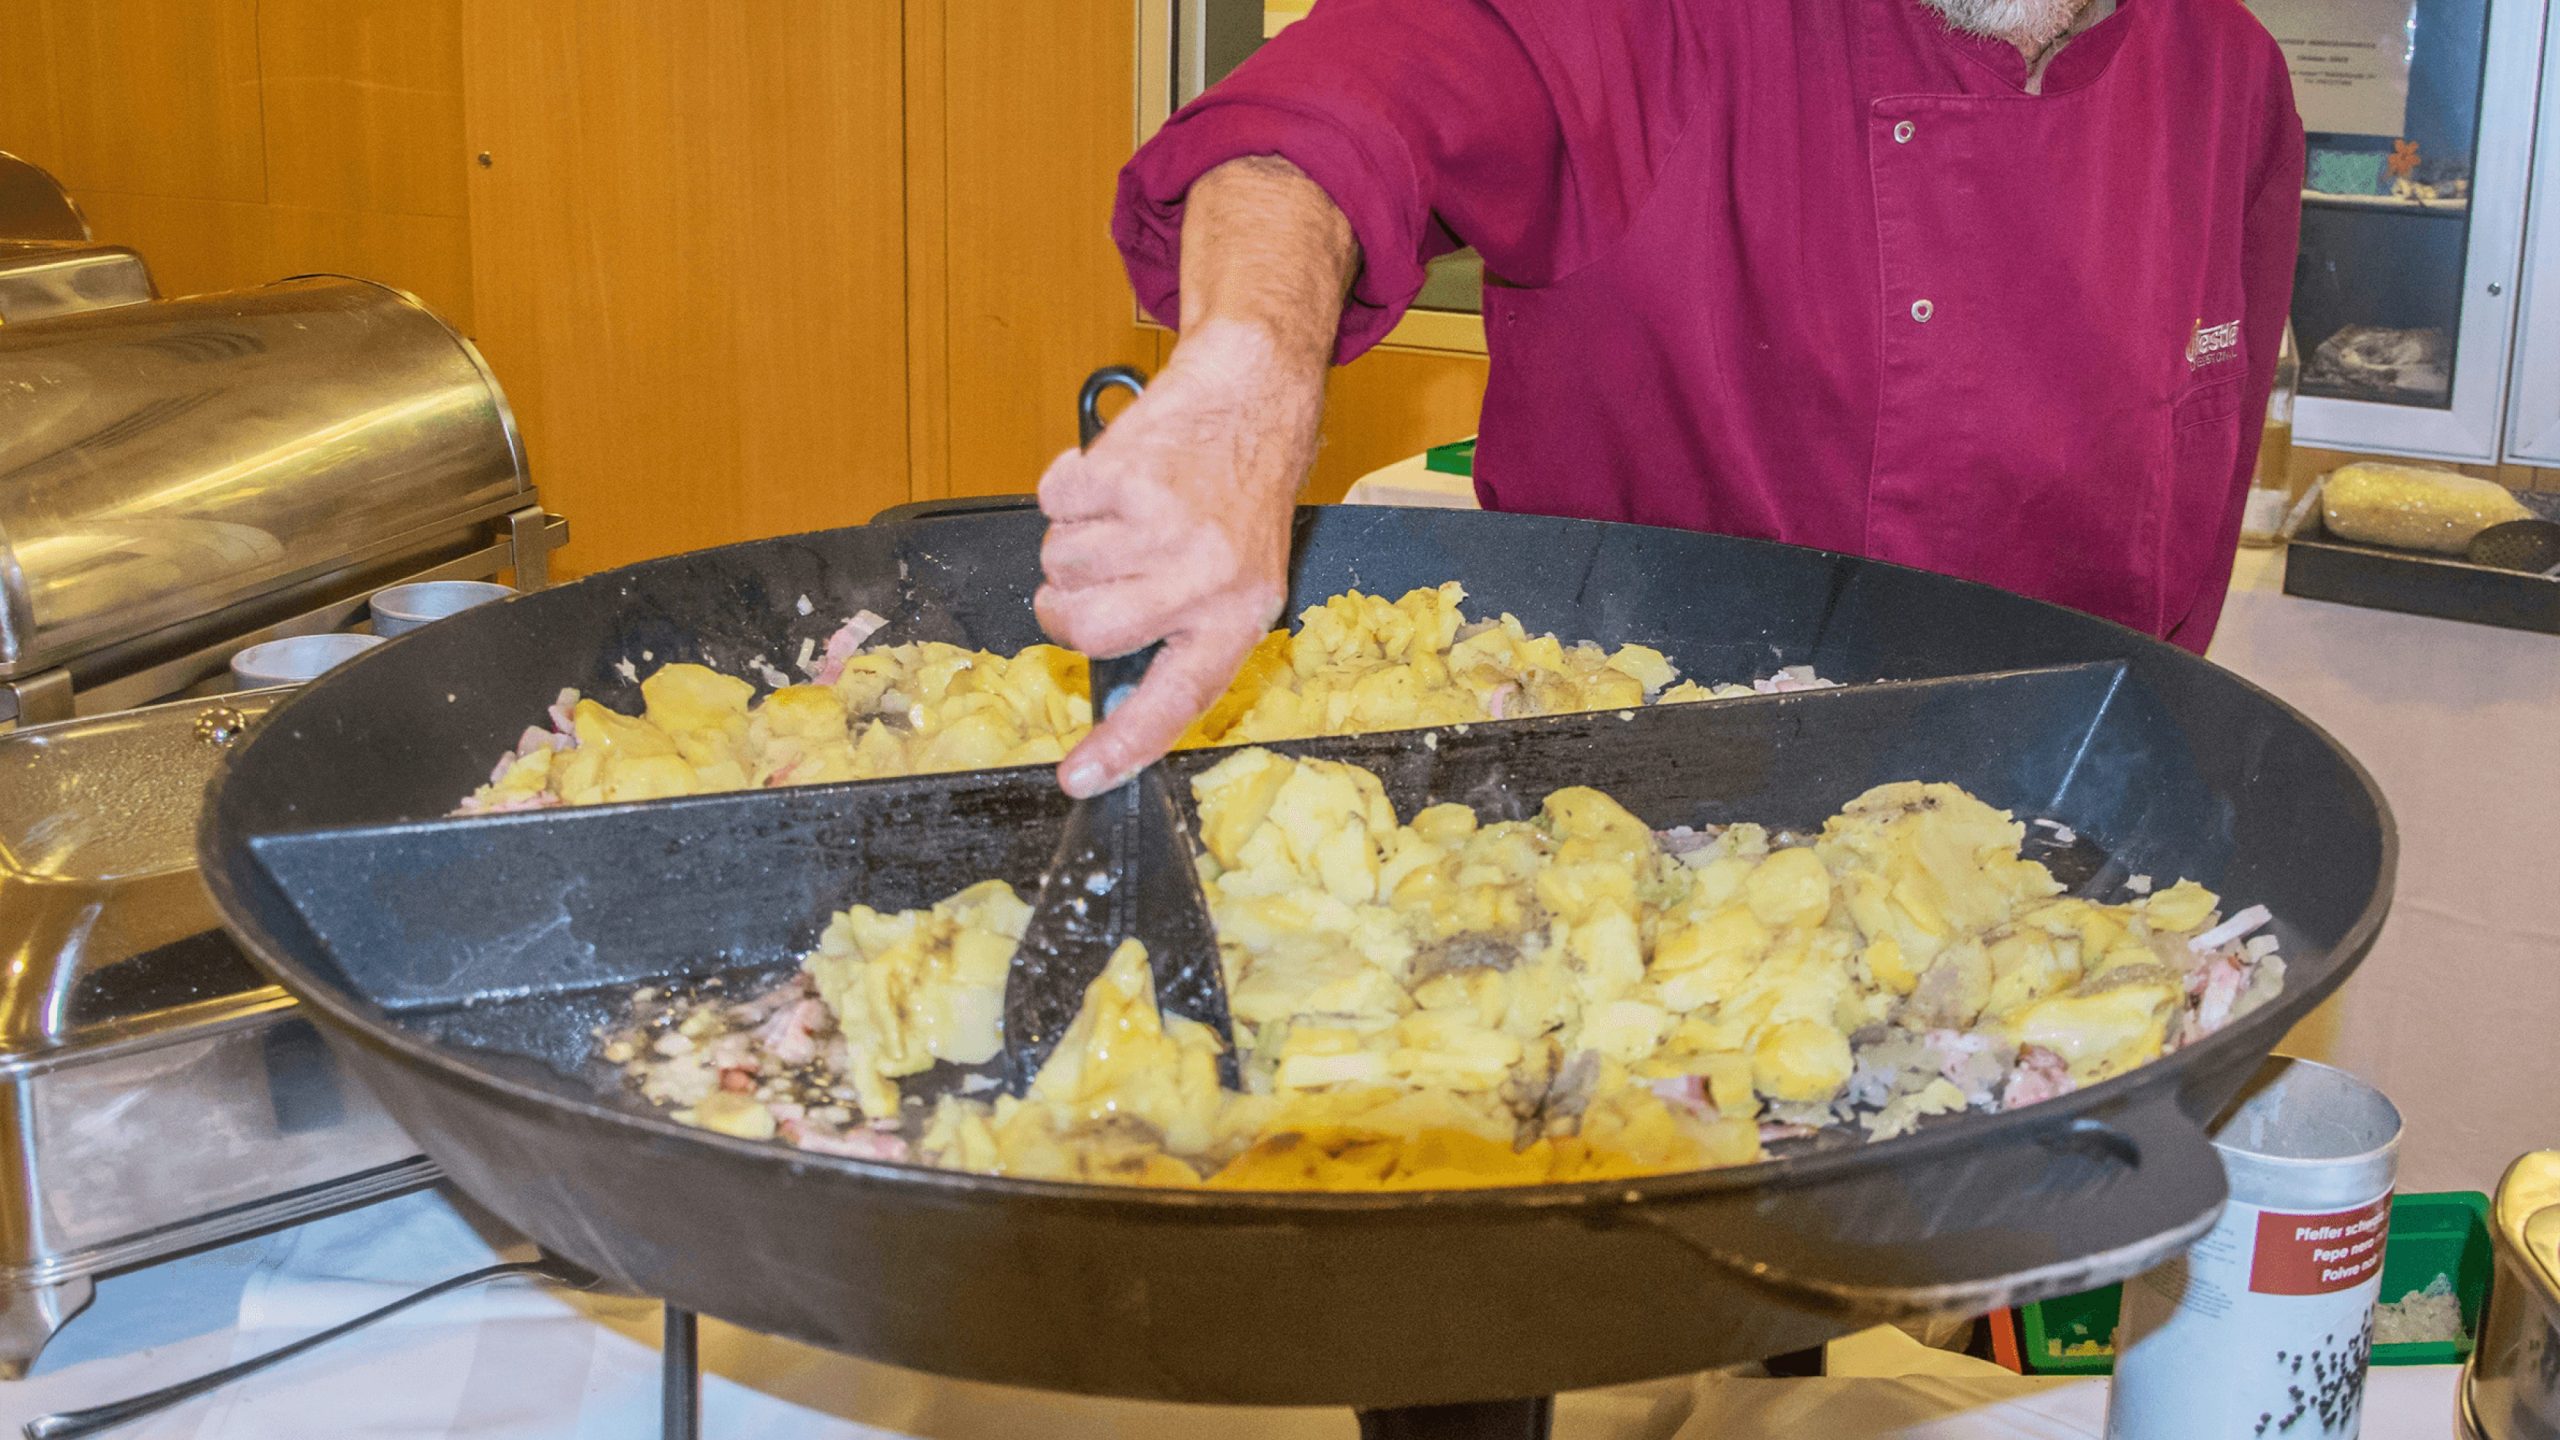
[1114,0,2305,650]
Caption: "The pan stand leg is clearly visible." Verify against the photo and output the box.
[1354,1398,1554,1440]
[662,1305,701,1440]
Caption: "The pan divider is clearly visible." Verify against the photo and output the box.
[1176,660,2135,837]
[240,659,2144,1020]
[243,763,1072,1014]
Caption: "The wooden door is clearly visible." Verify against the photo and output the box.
[462,0,909,573]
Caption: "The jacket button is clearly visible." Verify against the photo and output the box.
[1894,120,1916,144]
[1911,298,1934,322]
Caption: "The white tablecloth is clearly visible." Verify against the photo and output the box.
[1,1189,2463,1439]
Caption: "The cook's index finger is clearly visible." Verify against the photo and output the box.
[1058,630,1253,797]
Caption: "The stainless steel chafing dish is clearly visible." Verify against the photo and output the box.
[0,272,564,723]
[0,691,431,1376]
[0,269,566,1373]
[0,151,154,325]
[2463,1151,2560,1440]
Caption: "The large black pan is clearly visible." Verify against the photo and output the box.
[197,505,2393,1423]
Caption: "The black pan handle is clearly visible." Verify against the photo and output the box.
[1075,365,1160,716]
[869,494,1036,526]
[1079,365,1148,449]
[880,363,1146,526]
[1614,1091,2226,1319]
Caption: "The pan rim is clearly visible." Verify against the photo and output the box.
[193,508,2401,1218]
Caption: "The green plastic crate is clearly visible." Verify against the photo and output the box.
[1423,437,1476,477]
[2016,1191,2494,1374]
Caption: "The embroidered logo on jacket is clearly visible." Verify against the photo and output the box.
[2187,317,2242,369]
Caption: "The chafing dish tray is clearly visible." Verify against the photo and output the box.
[0,690,433,1377]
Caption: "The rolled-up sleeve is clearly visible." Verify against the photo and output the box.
[1114,0,1689,362]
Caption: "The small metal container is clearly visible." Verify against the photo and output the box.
[229,632,384,689]
[0,692,432,1377]
[369,579,514,637]
[2460,1152,2560,1440]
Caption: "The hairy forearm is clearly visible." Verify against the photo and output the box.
[1175,157,1359,370]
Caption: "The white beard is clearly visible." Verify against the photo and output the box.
[1915,0,2089,52]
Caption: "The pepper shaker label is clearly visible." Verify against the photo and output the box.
[2252,1198,2391,1296]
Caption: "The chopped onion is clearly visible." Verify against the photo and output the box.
[2189,903,2273,954]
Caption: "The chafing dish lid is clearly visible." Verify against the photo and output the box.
[0,276,529,677]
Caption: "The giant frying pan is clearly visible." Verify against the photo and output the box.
[197,503,2393,1431]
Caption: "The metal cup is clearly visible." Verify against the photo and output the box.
[2108,1056,2403,1439]
[229,633,383,689]
[370,580,514,637]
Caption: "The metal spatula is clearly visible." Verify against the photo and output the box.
[2466,518,2560,577]
[999,368,1238,1096]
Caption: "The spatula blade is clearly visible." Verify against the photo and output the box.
[998,765,1236,1095]
[997,366,1238,1096]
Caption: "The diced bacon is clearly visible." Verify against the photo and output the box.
[782,1120,911,1162]
[1649,1075,1709,1110]
[548,688,581,735]
[1999,1046,2075,1110]
[725,973,811,1027]
[718,1066,756,1093]
[1485,681,1521,720]
[753,997,827,1067]
[2183,949,2255,1043]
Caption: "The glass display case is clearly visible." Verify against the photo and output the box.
[2505,3,2560,465]
[2248,0,2546,462]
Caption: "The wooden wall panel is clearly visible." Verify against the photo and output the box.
[902,0,952,502]
[932,0,1156,498]
[462,0,909,572]
[1310,347,1488,501]
[258,0,468,218]
[0,12,65,172]
[38,0,267,202]
[0,1,472,328]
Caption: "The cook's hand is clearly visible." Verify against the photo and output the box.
[1037,322,1322,797]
